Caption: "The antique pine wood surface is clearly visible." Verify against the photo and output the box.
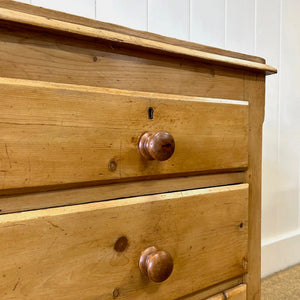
[0,0,265,64]
[0,25,247,100]
[0,184,248,300]
[0,3,277,299]
[0,77,248,192]
[206,284,247,300]
[0,7,276,74]
[244,73,266,300]
[0,172,245,214]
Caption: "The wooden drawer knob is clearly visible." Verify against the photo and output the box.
[139,246,173,282]
[138,131,175,161]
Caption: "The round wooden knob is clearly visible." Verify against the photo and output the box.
[138,131,175,161]
[139,246,173,282]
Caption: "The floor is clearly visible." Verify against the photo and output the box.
[262,263,300,299]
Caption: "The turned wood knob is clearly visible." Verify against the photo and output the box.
[139,246,173,282]
[138,131,175,161]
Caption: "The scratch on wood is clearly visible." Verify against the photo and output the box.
[0,121,91,129]
[48,237,58,252]
[1,223,26,229]
[5,144,12,168]
[28,158,31,183]
[47,220,64,232]
[12,278,20,291]
[119,141,122,178]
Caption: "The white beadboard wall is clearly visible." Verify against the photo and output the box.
[14,0,300,277]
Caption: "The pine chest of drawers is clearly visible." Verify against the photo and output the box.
[0,2,276,299]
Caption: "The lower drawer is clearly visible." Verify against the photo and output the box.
[0,184,248,299]
[206,284,247,300]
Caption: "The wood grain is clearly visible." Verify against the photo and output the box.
[0,78,249,192]
[0,172,245,214]
[0,5,275,299]
[0,0,265,64]
[0,26,246,100]
[206,284,246,300]
[244,73,265,300]
[0,184,248,299]
[0,7,276,74]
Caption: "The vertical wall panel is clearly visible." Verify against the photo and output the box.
[148,0,190,40]
[226,0,255,55]
[190,0,225,48]
[256,0,281,241]
[277,0,300,235]
[31,0,95,18]
[96,0,147,30]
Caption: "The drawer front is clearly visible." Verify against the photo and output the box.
[0,184,248,299]
[0,78,248,191]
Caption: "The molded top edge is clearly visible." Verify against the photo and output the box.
[0,2,277,75]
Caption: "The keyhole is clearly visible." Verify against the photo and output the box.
[148,107,154,120]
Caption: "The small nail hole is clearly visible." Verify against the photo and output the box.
[239,222,244,228]
[108,159,117,172]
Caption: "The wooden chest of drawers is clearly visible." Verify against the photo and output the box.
[0,2,276,299]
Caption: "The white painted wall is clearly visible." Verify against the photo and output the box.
[14,0,300,277]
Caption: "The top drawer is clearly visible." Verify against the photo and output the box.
[0,78,248,192]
